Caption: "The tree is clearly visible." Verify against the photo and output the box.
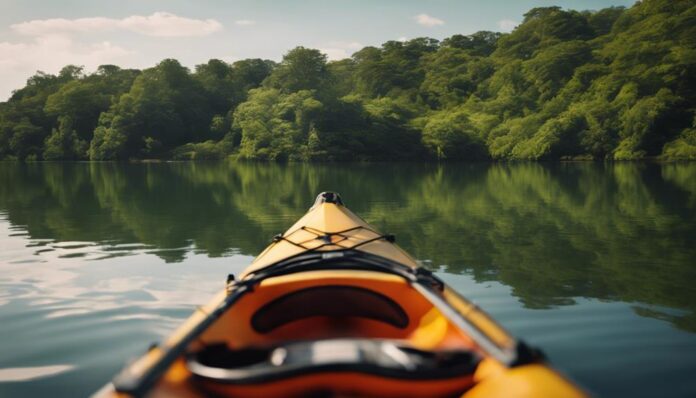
[44,80,110,145]
[89,124,128,160]
[90,59,211,159]
[43,116,87,160]
[194,59,236,114]
[422,110,486,159]
[230,59,276,93]
[441,31,501,56]
[9,117,44,159]
[586,7,625,36]
[233,88,324,160]
[264,47,329,93]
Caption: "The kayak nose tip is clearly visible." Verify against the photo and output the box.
[313,192,344,207]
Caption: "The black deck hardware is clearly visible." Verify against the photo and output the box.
[313,191,344,207]
[187,338,480,384]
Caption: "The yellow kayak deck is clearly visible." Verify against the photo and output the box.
[96,192,586,398]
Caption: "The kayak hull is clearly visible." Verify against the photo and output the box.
[96,193,586,398]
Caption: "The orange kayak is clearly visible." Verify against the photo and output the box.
[95,192,586,398]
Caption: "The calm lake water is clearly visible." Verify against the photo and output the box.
[1,161,695,397]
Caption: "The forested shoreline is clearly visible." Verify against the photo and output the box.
[1,0,695,161]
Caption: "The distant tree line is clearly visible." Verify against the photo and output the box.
[1,0,695,161]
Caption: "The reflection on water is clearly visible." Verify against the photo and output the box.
[0,365,74,382]
[0,161,695,396]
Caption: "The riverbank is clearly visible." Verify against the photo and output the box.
[2,2,694,163]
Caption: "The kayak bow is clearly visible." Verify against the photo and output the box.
[95,192,586,398]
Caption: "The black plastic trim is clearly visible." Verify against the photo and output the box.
[187,339,480,385]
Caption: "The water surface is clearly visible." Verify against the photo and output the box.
[1,161,695,396]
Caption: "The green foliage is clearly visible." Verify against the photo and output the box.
[441,31,501,56]
[171,139,232,160]
[421,47,490,107]
[233,88,324,160]
[89,125,128,160]
[0,0,694,161]
[615,88,680,159]
[662,115,696,159]
[662,128,696,160]
[43,65,138,148]
[194,59,237,114]
[511,110,586,159]
[352,38,438,98]
[494,7,593,60]
[9,117,44,159]
[194,58,274,116]
[326,59,356,98]
[422,110,486,159]
[586,7,625,36]
[523,41,592,101]
[264,47,329,93]
[89,59,212,159]
[43,116,87,160]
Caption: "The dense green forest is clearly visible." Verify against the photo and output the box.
[1,0,695,161]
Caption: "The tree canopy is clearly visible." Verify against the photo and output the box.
[1,0,695,161]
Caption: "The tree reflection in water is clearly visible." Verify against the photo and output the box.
[1,161,694,330]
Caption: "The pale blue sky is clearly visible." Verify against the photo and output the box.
[0,0,636,99]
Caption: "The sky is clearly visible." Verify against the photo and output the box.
[0,0,637,100]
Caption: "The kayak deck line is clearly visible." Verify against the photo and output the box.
[96,192,587,398]
[271,224,396,253]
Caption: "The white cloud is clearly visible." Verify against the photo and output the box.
[123,13,222,37]
[0,34,132,99]
[0,35,132,72]
[414,14,445,27]
[397,37,409,42]
[234,20,256,26]
[11,12,223,38]
[318,41,363,61]
[498,19,519,32]
[1,12,223,99]
[320,48,350,61]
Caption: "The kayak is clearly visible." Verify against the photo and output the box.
[95,192,586,398]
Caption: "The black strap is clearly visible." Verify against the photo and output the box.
[271,225,395,253]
